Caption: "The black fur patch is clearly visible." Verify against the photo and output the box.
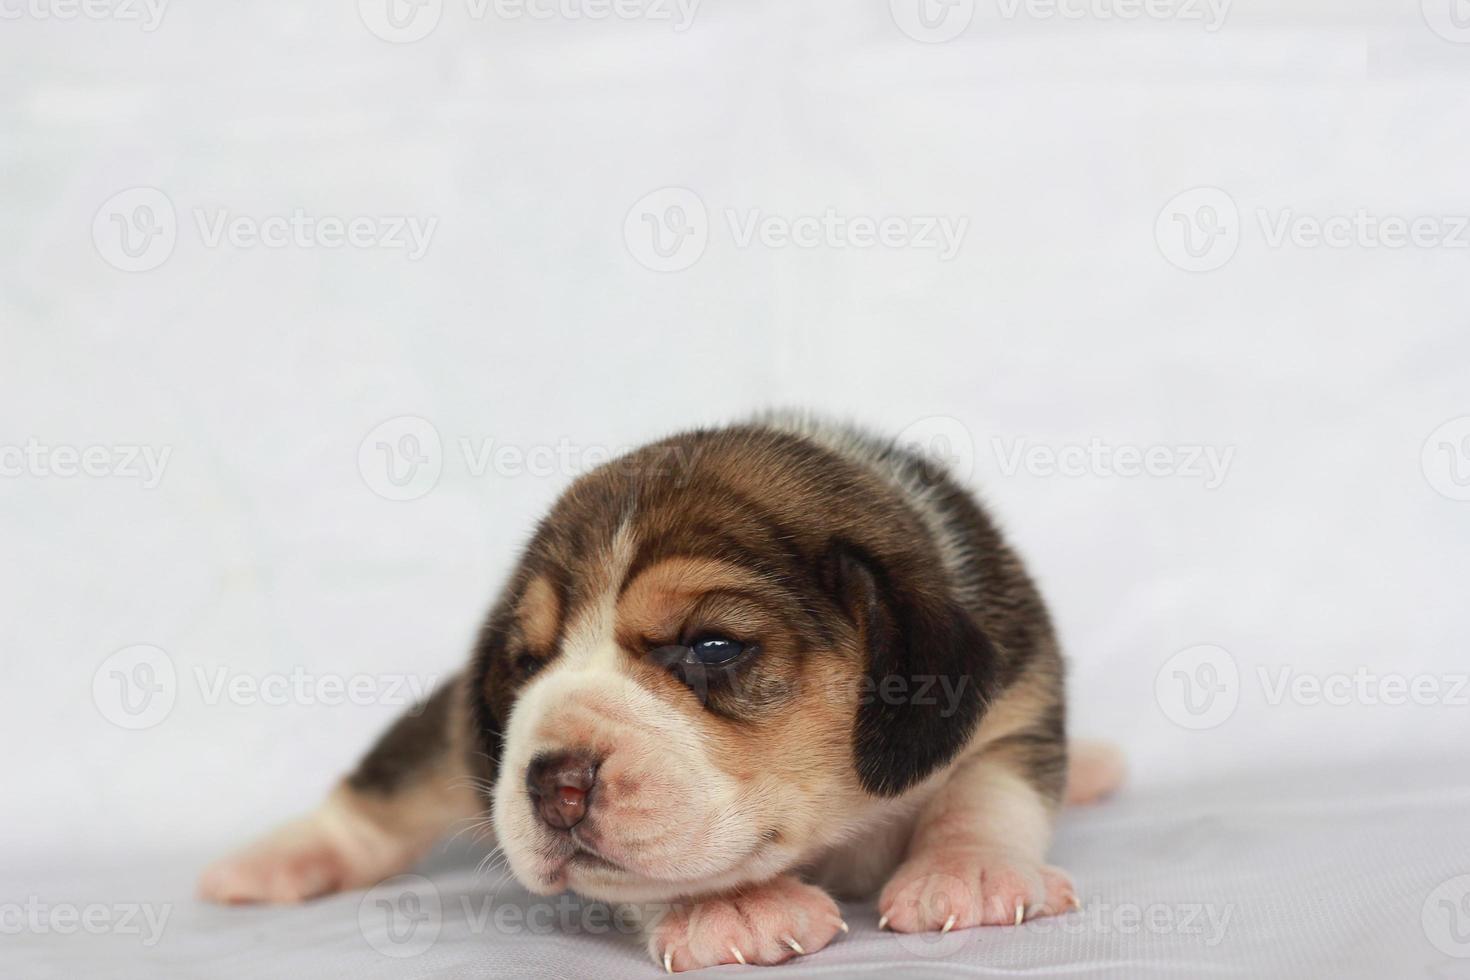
[827,542,995,797]
[347,681,457,796]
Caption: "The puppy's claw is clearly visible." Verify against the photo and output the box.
[663,949,673,973]
[783,936,805,955]
[1069,894,1082,911]
[1015,902,1025,926]
[836,918,849,934]
[940,914,957,935]
[877,913,889,930]
[730,946,746,965]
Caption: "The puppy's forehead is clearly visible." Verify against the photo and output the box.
[616,556,783,640]
[525,438,819,631]
[618,555,770,604]
[557,518,639,657]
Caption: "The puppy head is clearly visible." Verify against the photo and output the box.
[474,427,994,902]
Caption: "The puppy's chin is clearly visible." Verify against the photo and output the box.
[524,838,791,905]
[493,803,777,903]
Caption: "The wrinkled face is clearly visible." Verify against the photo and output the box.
[487,532,868,902]
[476,430,989,903]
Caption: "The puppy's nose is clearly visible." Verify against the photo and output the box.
[525,751,600,830]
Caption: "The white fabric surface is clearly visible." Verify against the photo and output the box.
[5,1,1470,977]
[8,760,1470,979]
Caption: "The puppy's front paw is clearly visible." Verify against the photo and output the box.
[198,816,356,904]
[878,847,1076,934]
[647,876,847,972]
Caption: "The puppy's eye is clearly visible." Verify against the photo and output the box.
[647,637,750,671]
[513,652,545,678]
[689,636,744,666]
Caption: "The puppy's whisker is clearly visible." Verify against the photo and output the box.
[444,814,495,847]
[474,845,511,879]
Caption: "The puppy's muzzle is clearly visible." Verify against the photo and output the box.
[525,750,601,830]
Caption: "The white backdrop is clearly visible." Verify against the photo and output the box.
[3,0,1468,890]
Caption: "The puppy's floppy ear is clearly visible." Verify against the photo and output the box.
[824,541,994,797]
[468,605,517,783]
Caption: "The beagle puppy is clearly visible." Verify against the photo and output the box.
[199,413,1122,971]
